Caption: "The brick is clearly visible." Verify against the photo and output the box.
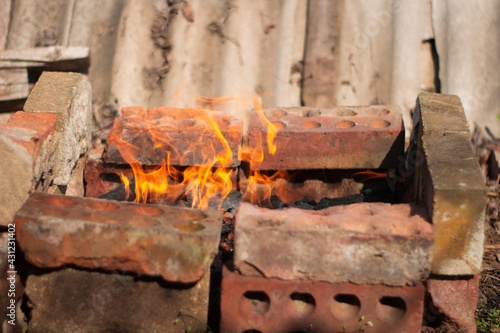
[0,232,26,330]
[420,134,486,275]
[65,155,87,197]
[84,158,133,199]
[85,153,239,206]
[84,143,124,198]
[246,106,404,170]
[0,112,57,226]
[425,275,479,332]
[238,168,363,204]
[234,202,433,286]
[104,107,243,167]
[84,160,120,198]
[221,265,425,333]
[24,71,92,185]
[415,93,471,138]
[412,94,487,275]
[25,268,209,333]
[15,192,222,283]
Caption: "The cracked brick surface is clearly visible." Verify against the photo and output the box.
[15,192,222,283]
[234,202,433,286]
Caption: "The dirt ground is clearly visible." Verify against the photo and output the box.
[474,130,500,331]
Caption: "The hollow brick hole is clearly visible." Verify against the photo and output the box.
[288,292,316,316]
[242,291,271,315]
[331,294,361,320]
[301,121,321,129]
[377,296,407,321]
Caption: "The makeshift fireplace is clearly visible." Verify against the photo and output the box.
[9,73,486,333]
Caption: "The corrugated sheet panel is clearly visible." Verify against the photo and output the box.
[2,0,499,136]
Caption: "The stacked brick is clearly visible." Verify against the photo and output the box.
[103,105,404,170]
[410,92,487,331]
[0,71,92,227]
[15,192,221,331]
[1,69,487,332]
[220,202,432,332]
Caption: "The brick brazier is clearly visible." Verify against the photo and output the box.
[0,72,487,332]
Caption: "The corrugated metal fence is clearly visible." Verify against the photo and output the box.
[2,0,500,137]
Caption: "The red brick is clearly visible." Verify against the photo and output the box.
[221,265,425,333]
[246,106,404,170]
[3,111,57,157]
[84,144,132,198]
[234,202,433,286]
[425,275,479,332]
[14,192,222,283]
[0,112,58,226]
[238,168,363,203]
[103,107,243,167]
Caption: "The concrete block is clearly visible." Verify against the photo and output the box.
[246,106,404,170]
[25,268,209,333]
[0,112,57,226]
[24,71,92,185]
[413,93,487,275]
[415,93,471,138]
[221,265,425,333]
[104,106,243,167]
[234,202,433,286]
[420,133,487,275]
[15,192,222,283]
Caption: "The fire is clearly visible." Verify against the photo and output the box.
[195,93,287,206]
[353,170,387,182]
[109,92,290,209]
[108,109,234,209]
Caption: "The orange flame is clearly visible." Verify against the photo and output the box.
[353,170,387,182]
[193,92,287,206]
[110,92,291,209]
[108,108,234,209]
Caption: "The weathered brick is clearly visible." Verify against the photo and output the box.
[425,275,479,332]
[0,112,57,226]
[0,232,26,331]
[221,265,425,333]
[15,192,222,283]
[238,168,363,204]
[104,106,243,167]
[65,155,87,197]
[234,202,433,286]
[413,94,487,275]
[420,134,486,275]
[25,268,209,333]
[415,92,471,138]
[246,106,404,170]
[24,71,92,185]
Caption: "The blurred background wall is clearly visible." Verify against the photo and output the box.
[1,0,499,139]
